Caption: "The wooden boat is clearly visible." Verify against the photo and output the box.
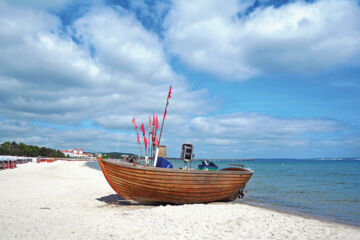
[97,157,253,204]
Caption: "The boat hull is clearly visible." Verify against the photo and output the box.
[98,158,253,204]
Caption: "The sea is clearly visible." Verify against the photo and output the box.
[89,158,360,226]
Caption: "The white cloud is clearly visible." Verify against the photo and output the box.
[0,2,211,128]
[0,112,349,158]
[164,0,360,80]
[72,6,174,84]
[0,119,136,153]
[187,112,344,139]
[0,1,214,154]
[159,112,348,158]
[0,1,358,158]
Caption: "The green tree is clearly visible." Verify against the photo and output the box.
[0,141,65,158]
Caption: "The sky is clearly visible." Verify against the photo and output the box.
[0,0,359,158]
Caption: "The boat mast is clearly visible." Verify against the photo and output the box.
[158,85,171,145]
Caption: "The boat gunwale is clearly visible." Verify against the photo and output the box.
[102,158,254,175]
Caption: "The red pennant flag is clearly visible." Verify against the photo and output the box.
[143,136,147,148]
[152,127,155,140]
[153,113,155,126]
[168,85,172,99]
[132,118,137,129]
[148,117,151,147]
[155,115,159,130]
[154,135,159,146]
[140,123,145,136]
[148,116,151,143]
[163,109,167,120]
[137,132,140,144]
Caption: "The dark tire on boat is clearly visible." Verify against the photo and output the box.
[238,188,245,199]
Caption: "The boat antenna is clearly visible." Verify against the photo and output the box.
[150,114,156,164]
[158,85,172,145]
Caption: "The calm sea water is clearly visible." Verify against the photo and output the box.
[89,159,360,226]
[196,159,360,226]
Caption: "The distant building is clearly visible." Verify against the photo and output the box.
[62,147,93,158]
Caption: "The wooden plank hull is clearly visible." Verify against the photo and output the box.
[98,158,253,204]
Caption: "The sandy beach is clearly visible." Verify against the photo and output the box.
[0,161,359,240]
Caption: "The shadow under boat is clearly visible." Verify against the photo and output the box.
[96,194,163,211]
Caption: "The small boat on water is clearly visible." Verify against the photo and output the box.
[198,160,219,171]
[97,86,253,204]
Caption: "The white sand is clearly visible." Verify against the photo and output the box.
[0,161,359,240]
